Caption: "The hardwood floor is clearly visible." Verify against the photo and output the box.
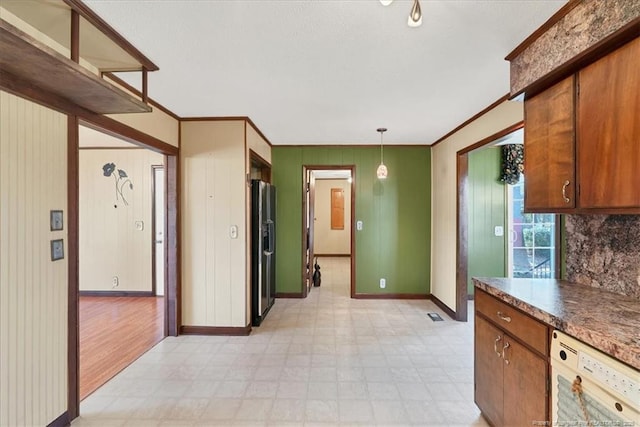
[80,296,165,400]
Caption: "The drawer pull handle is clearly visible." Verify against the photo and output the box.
[562,180,571,204]
[502,342,511,365]
[494,336,502,357]
[497,311,511,323]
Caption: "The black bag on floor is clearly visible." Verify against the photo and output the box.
[312,258,321,287]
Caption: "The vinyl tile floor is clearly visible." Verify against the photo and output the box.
[72,257,488,426]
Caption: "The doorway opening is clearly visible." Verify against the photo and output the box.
[77,125,167,400]
[456,123,523,321]
[301,166,355,298]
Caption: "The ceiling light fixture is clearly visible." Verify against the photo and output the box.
[407,0,423,27]
[376,128,388,180]
[379,0,423,28]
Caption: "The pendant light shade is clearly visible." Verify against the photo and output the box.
[408,0,423,27]
[379,0,394,6]
[376,128,388,180]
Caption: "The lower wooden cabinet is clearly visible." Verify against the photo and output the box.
[475,290,549,426]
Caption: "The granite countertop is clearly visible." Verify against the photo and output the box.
[472,277,640,371]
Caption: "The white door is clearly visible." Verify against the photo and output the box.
[154,167,165,296]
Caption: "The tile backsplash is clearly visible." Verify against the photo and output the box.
[565,215,640,299]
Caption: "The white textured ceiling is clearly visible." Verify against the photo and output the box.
[85,0,566,145]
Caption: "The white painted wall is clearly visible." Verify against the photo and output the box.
[314,179,351,255]
[0,91,68,426]
[79,148,164,291]
[181,120,248,327]
[430,99,523,311]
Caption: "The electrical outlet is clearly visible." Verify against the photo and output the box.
[380,278,386,289]
[112,276,119,288]
[357,221,363,231]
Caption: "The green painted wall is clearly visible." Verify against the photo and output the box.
[468,147,507,294]
[272,146,431,295]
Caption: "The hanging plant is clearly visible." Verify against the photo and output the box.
[499,144,524,185]
[103,162,133,207]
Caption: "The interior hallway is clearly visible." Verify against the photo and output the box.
[73,258,487,426]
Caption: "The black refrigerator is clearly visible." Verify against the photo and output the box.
[251,180,276,326]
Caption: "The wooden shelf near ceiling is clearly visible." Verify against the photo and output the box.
[0,19,151,114]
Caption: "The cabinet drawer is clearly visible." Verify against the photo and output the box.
[475,289,548,355]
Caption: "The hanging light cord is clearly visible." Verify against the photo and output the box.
[380,132,384,164]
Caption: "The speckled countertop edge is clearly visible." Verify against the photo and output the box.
[473,278,640,371]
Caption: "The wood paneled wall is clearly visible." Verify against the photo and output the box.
[79,148,164,291]
[181,120,247,327]
[0,91,68,426]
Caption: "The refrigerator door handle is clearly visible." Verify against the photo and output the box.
[263,220,275,256]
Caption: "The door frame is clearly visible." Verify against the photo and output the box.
[151,164,165,297]
[301,165,356,298]
[456,122,523,321]
[69,116,180,418]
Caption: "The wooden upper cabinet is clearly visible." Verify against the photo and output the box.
[577,37,640,209]
[524,75,576,211]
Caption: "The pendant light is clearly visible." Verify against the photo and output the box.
[376,128,388,180]
[408,0,423,27]
[379,0,423,28]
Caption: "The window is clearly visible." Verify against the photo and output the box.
[507,175,556,278]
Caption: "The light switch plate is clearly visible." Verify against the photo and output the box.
[50,210,63,231]
[135,221,144,231]
[494,226,504,237]
[356,220,363,231]
[51,239,64,261]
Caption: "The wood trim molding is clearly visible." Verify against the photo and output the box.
[79,116,178,156]
[275,292,305,298]
[103,72,181,121]
[431,94,511,147]
[249,149,271,168]
[47,411,70,427]
[61,0,159,71]
[275,144,428,148]
[67,115,80,421]
[79,290,156,297]
[70,10,79,63]
[353,293,429,300]
[458,122,524,155]
[456,153,469,322]
[505,1,582,61]
[166,155,180,336]
[246,117,273,147]
[180,325,252,336]
[181,116,249,122]
[315,253,351,257]
[429,294,457,320]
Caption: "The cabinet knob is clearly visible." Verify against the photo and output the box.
[497,311,512,323]
[562,180,571,204]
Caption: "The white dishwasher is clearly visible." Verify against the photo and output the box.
[551,330,640,425]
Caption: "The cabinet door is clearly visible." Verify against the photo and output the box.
[524,75,576,211]
[502,336,548,426]
[577,37,640,209]
[475,315,504,426]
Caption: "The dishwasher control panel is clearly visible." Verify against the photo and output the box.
[551,330,640,410]
[578,351,639,404]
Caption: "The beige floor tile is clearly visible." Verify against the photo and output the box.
[77,257,487,426]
